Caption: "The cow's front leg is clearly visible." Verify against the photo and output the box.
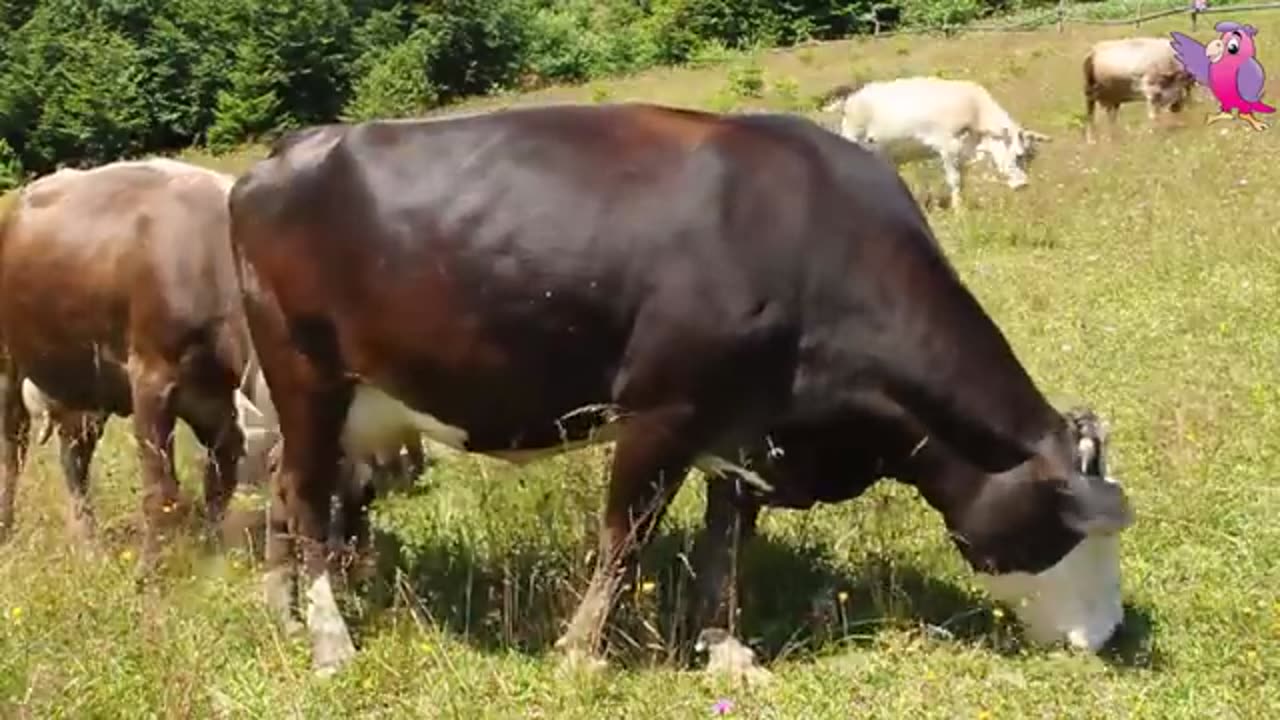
[554,403,697,669]
[263,447,303,638]
[939,152,964,211]
[687,474,772,685]
[183,395,246,542]
[129,359,186,575]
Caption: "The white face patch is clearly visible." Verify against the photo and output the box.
[975,533,1124,651]
[979,134,1029,189]
[342,383,469,458]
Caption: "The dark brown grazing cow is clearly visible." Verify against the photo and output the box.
[0,158,270,563]
[227,102,1134,677]
[687,395,1125,682]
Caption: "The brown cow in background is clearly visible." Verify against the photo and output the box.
[1083,37,1197,142]
[0,158,267,566]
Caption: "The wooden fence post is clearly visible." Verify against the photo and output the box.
[1136,0,1145,26]
[1058,0,1066,32]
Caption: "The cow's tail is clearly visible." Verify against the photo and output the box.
[1082,52,1097,105]
[0,192,20,416]
[817,81,864,113]
[1081,51,1101,135]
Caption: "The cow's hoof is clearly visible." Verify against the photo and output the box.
[555,646,609,675]
[697,629,774,686]
[312,657,346,679]
[310,635,356,678]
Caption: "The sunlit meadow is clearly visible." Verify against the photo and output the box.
[2,12,1279,719]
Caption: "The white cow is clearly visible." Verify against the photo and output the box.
[821,76,1051,210]
[1082,37,1197,143]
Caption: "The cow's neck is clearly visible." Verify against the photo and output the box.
[828,242,1064,474]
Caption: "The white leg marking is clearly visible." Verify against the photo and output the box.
[306,572,356,677]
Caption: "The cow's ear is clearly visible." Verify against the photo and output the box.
[1060,471,1133,536]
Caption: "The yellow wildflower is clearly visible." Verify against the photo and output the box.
[639,580,656,594]
[8,606,22,622]
[837,591,849,603]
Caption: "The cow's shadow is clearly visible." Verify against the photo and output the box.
[346,522,1163,672]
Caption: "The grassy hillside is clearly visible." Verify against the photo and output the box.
[3,14,1280,718]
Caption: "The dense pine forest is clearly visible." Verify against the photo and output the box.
[0,0,1045,187]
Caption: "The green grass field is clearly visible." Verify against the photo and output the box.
[3,14,1280,719]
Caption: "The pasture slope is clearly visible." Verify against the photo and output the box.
[2,14,1279,719]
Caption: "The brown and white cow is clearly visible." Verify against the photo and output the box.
[821,77,1052,210]
[0,158,271,560]
[228,103,1133,678]
[1083,37,1197,143]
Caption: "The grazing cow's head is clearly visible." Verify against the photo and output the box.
[978,127,1051,190]
[746,399,1132,653]
[961,406,1132,651]
[1162,70,1198,112]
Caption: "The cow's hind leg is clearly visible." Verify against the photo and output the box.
[330,457,378,590]
[0,369,30,543]
[687,474,772,685]
[56,411,106,545]
[554,403,699,668]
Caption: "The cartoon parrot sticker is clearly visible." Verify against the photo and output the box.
[1170,22,1275,131]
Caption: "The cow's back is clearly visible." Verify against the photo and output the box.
[230,103,946,452]
[1085,38,1181,101]
[844,77,1005,145]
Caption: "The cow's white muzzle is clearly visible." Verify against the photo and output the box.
[975,533,1125,651]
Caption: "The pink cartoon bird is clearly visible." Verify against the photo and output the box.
[1170,22,1275,131]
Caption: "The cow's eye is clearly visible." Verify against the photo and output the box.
[1227,36,1241,54]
